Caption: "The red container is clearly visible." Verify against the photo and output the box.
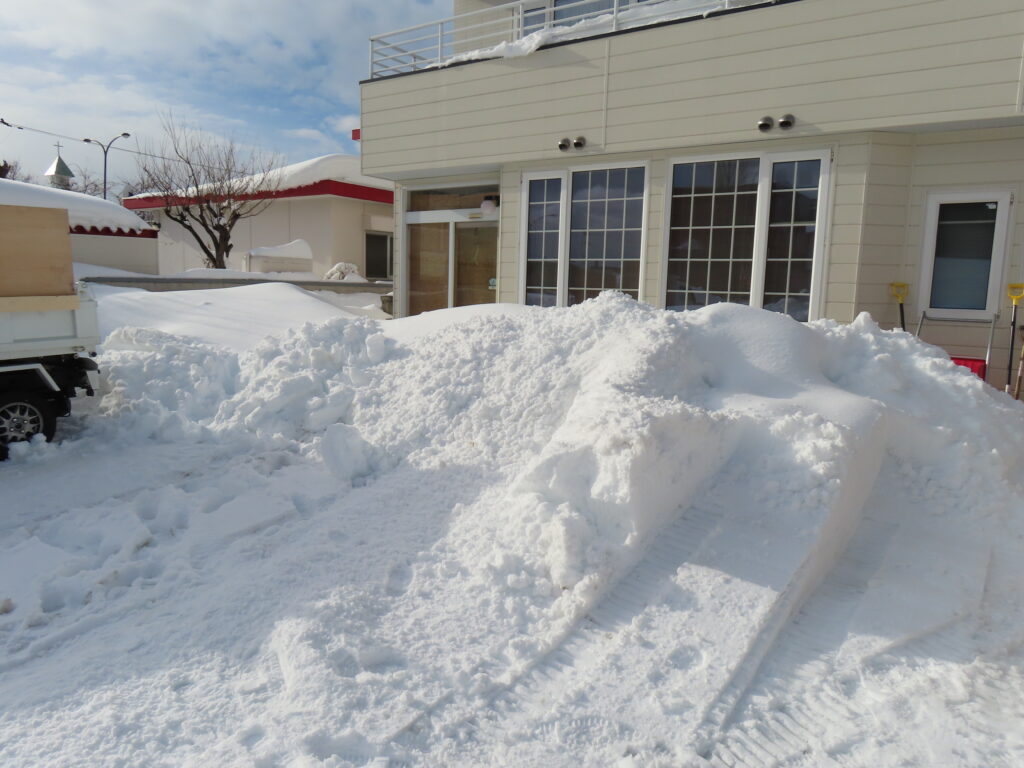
[952,356,986,379]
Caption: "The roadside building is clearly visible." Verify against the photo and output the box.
[123,154,395,279]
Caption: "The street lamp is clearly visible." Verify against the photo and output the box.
[83,132,130,199]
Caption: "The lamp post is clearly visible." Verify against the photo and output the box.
[83,132,130,199]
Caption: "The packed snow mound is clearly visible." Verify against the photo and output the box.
[249,239,314,261]
[2,293,1023,767]
[93,281,355,350]
[0,177,152,233]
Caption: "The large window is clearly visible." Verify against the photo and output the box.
[664,151,829,321]
[521,165,647,307]
[919,190,1011,319]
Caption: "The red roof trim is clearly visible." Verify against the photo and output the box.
[71,225,158,238]
[123,179,393,210]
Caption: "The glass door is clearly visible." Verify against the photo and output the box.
[408,223,450,316]
[404,185,500,316]
[454,222,498,307]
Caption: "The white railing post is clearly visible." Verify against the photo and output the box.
[514,2,523,40]
[438,22,444,60]
[612,0,620,31]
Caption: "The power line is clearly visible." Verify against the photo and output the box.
[0,117,230,169]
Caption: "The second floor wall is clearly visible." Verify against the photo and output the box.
[361,0,1024,179]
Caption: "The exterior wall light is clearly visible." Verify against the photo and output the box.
[573,136,586,149]
[778,114,795,130]
[757,116,774,132]
[558,138,570,151]
[480,195,498,214]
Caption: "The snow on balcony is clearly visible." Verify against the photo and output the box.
[368,0,777,79]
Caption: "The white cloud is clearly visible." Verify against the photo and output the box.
[324,114,360,134]
[0,1,447,182]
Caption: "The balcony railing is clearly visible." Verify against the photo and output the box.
[368,0,773,79]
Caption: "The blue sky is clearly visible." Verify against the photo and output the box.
[0,0,445,190]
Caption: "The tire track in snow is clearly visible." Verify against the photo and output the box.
[703,466,1013,768]
[386,497,726,758]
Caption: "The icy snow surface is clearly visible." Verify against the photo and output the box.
[0,178,152,233]
[2,291,1023,767]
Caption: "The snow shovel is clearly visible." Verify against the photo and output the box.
[1007,284,1024,393]
[889,282,909,331]
[1013,325,1024,400]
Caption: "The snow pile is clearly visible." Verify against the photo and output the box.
[1,292,1023,766]
[323,262,367,282]
[0,178,152,233]
[441,0,771,66]
[92,281,355,349]
[248,238,315,273]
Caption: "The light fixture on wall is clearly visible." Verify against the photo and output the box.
[558,138,570,151]
[573,136,586,149]
[480,195,499,214]
[757,116,774,132]
[778,114,795,130]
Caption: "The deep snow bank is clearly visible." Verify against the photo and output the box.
[2,293,1023,767]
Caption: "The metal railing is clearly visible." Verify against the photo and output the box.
[368,0,772,79]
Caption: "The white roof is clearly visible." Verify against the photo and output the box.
[124,153,393,204]
[0,178,151,234]
[264,154,393,193]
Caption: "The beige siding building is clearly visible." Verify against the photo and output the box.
[361,0,1024,387]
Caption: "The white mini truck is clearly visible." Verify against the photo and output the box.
[0,287,100,455]
[0,201,104,457]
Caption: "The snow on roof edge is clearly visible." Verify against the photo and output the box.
[124,154,393,204]
[0,178,152,234]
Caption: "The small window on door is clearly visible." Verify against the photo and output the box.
[365,232,393,280]
[920,190,1011,319]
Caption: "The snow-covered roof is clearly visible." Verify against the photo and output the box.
[0,178,152,234]
[263,154,393,193]
[123,153,393,208]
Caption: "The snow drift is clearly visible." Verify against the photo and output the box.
[2,293,1022,767]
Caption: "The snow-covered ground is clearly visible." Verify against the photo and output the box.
[2,287,1022,767]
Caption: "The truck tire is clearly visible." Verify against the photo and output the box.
[0,391,57,447]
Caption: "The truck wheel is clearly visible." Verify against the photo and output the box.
[0,392,57,446]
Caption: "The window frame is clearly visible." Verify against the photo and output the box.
[917,188,1013,321]
[659,148,832,321]
[518,160,650,307]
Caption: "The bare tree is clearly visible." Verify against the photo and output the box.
[0,159,32,183]
[69,165,104,197]
[134,116,281,269]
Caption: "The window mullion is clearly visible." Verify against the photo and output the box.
[557,171,570,307]
[749,155,772,310]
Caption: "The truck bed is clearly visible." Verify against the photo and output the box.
[0,289,100,361]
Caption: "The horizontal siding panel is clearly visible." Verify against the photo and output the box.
[366,88,606,141]
[607,42,1021,112]
[606,80,1017,135]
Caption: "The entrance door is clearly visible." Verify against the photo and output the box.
[408,223,449,316]
[454,222,498,307]
[405,200,499,315]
